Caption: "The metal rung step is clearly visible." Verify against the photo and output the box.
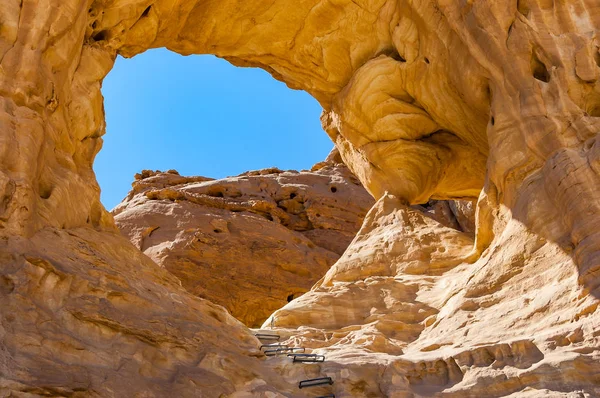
[264,347,306,356]
[254,333,280,341]
[298,377,334,389]
[290,353,325,363]
[287,353,319,358]
[260,343,288,351]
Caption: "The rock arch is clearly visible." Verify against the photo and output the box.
[2,0,600,395]
[1,0,491,235]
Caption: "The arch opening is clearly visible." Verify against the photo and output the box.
[95,49,333,210]
[99,48,376,327]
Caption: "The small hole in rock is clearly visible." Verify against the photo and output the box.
[287,294,294,302]
[589,106,600,118]
[92,30,109,42]
[290,192,296,199]
[387,49,406,62]
[330,186,337,193]
[491,116,495,126]
[213,229,222,233]
[424,57,430,64]
[517,0,530,16]
[532,54,550,82]
[39,185,53,199]
[141,5,152,18]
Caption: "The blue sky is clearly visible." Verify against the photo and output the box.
[95,48,333,210]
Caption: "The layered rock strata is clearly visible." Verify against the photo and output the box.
[112,157,375,327]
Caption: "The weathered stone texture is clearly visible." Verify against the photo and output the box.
[112,159,374,327]
[1,0,600,396]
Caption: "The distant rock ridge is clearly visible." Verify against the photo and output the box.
[113,151,478,329]
[112,152,376,326]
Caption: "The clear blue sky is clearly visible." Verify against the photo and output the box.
[94,48,333,210]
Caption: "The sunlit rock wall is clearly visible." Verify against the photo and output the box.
[1,0,600,396]
[112,158,375,327]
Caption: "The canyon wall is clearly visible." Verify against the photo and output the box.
[1,0,600,396]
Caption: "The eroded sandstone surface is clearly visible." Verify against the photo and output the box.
[267,194,600,396]
[0,228,290,396]
[112,154,375,327]
[1,0,600,396]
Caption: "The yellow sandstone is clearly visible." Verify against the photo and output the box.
[1,0,599,396]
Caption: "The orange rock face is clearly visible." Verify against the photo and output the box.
[113,159,375,327]
[1,0,600,396]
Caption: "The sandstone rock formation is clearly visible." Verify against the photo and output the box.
[0,228,292,396]
[267,194,600,396]
[1,0,600,396]
[112,156,375,327]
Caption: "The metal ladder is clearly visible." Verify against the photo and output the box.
[255,330,335,397]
